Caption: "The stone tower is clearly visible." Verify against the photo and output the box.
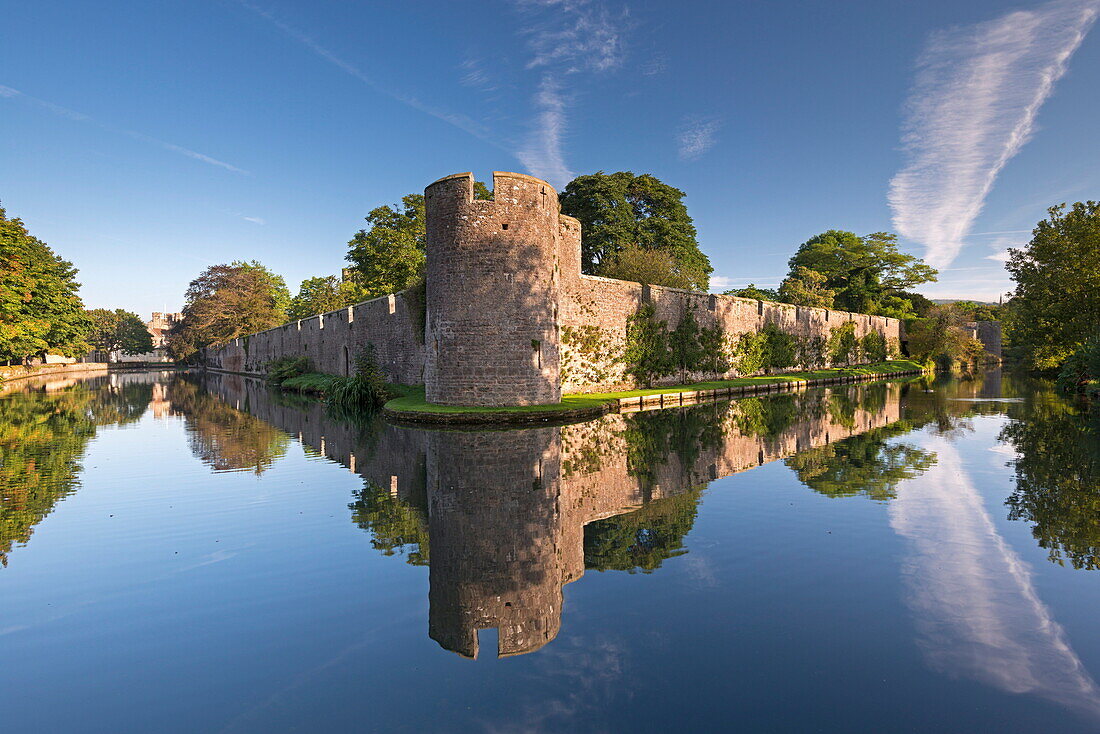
[424,171,561,406]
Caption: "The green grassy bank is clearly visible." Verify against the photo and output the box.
[383,360,927,418]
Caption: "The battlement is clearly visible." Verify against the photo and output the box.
[424,171,557,213]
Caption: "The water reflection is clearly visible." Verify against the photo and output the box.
[0,371,174,566]
[200,372,911,658]
[890,436,1100,720]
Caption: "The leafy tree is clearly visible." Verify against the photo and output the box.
[623,304,673,385]
[724,284,779,301]
[906,305,985,369]
[346,182,491,299]
[1007,202,1100,370]
[948,300,1002,323]
[599,244,693,289]
[761,322,797,372]
[893,290,935,318]
[827,322,860,365]
[167,263,288,361]
[777,266,835,308]
[86,308,153,356]
[234,260,290,320]
[787,230,936,315]
[559,171,712,290]
[287,273,372,320]
[668,306,705,382]
[0,205,91,363]
[861,330,888,363]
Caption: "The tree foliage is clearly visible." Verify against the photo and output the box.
[787,230,936,316]
[86,308,153,356]
[724,284,779,301]
[167,263,289,361]
[905,305,986,369]
[0,205,91,362]
[287,273,372,320]
[559,171,712,290]
[346,182,491,300]
[1006,201,1100,370]
[598,244,693,289]
[778,266,836,308]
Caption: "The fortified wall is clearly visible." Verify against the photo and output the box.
[204,171,906,406]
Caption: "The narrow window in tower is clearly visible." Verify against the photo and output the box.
[532,338,542,369]
[501,223,509,230]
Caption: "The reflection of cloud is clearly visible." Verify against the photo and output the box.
[890,436,1100,720]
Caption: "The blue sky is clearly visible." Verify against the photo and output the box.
[2,0,1098,316]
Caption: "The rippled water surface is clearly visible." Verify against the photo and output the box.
[2,369,1099,732]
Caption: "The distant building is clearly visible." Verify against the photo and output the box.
[95,312,183,363]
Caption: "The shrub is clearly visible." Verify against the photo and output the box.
[762,322,797,372]
[623,304,673,385]
[326,345,392,411]
[798,334,827,369]
[734,331,768,376]
[828,322,860,365]
[861,331,888,363]
[265,356,313,386]
[1056,337,1100,395]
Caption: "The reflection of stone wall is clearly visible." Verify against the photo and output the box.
[202,376,904,658]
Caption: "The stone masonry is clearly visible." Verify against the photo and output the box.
[205,170,919,407]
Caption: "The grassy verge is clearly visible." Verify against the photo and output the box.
[280,372,342,396]
[383,360,927,416]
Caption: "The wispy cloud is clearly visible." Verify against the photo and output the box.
[235,1,499,147]
[242,216,265,225]
[0,85,247,173]
[458,57,497,92]
[511,0,627,187]
[888,0,1099,269]
[516,76,574,188]
[677,115,722,160]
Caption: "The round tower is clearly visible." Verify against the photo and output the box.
[424,171,561,406]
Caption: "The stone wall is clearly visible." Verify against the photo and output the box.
[204,170,906,403]
[965,320,1003,362]
[203,289,425,385]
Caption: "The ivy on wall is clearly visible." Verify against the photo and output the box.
[828,322,860,365]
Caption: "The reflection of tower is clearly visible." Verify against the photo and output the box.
[427,427,565,658]
[149,383,173,419]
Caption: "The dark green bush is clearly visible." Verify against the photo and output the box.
[265,356,313,386]
[326,346,392,411]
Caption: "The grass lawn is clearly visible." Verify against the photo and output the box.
[383,360,927,416]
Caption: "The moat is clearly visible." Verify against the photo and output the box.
[2,369,1099,732]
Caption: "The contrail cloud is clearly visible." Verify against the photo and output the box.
[888,0,1099,269]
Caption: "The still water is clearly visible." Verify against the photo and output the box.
[1,369,1098,732]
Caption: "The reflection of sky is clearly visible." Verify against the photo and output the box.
[889,433,1100,720]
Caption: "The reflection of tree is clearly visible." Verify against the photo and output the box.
[349,480,430,566]
[623,403,725,484]
[0,379,154,566]
[732,394,803,438]
[584,489,702,573]
[785,423,936,501]
[1003,390,1100,570]
[167,377,289,475]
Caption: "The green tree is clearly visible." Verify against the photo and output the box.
[787,230,936,315]
[86,308,153,356]
[777,266,835,308]
[234,260,290,320]
[346,182,491,299]
[724,284,779,301]
[287,273,372,320]
[668,306,705,382]
[906,305,985,369]
[167,263,288,361]
[0,205,91,363]
[599,244,693,289]
[559,171,712,290]
[1006,202,1100,370]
